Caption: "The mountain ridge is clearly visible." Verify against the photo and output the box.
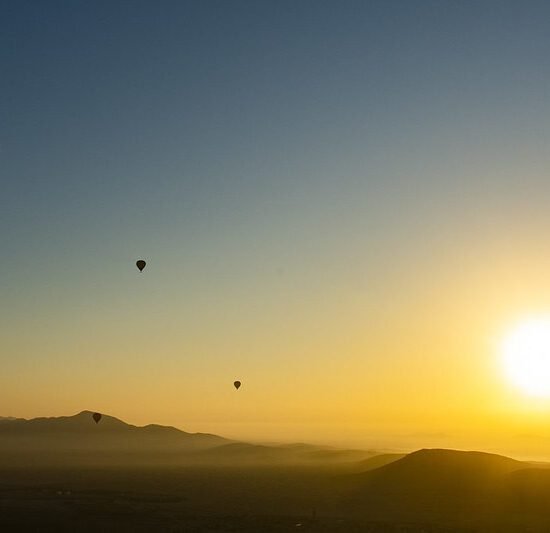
[0,411,376,467]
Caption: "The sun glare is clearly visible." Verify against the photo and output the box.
[502,318,550,397]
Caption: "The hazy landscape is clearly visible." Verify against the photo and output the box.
[5,1,550,531]
[1,412,550,531]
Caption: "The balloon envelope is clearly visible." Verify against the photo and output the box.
[233,381,241,390]
[92,412,102,424]
[136,260,146,272]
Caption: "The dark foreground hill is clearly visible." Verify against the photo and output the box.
[338,448,550,530]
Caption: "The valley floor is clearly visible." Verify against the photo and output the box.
[0,466,546,532]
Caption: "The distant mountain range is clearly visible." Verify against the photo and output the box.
[0,411,375,467]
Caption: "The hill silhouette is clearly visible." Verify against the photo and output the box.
[340,448,550,529]
[0,411,230,466]
[0,411,375,467]
[357,448,525,483]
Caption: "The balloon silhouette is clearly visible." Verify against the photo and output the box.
[136,260,146,272]
[233,381,241,390]
[92,412,102,424]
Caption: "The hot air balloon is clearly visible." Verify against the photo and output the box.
[92,412,102,424]
[136,260,146,272]
[233,381,241,390]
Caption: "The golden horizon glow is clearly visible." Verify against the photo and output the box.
[502,317,550,398]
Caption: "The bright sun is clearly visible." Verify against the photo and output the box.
[502,318,550,397]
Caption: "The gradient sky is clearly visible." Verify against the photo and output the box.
[3,1,550,458]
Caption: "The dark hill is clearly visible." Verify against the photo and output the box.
[362,448,525,481]
[341,448,535,526]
